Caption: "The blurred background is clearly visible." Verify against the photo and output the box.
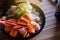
[0,0,60,40]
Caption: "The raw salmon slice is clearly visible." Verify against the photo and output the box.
[10,26,18,37]
[4,24,13,33]
[27,24,35,34]
[18,27,30,37]
[22,13,33,21]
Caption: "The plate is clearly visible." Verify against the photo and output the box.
[0,3,45,40]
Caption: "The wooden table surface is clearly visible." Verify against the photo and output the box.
[29,0,60,40]
[0,0,60,40]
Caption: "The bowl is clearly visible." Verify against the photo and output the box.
[0,3,45,40]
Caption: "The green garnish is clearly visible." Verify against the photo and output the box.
[16,2,32,17]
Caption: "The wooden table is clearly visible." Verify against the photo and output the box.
[29,0,60,40]
[0,0,60,40]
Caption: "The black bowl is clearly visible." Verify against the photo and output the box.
[0,3,45,40]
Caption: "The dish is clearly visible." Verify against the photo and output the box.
[0,3,45,40]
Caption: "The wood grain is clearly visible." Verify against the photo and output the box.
[29,0,60,40]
